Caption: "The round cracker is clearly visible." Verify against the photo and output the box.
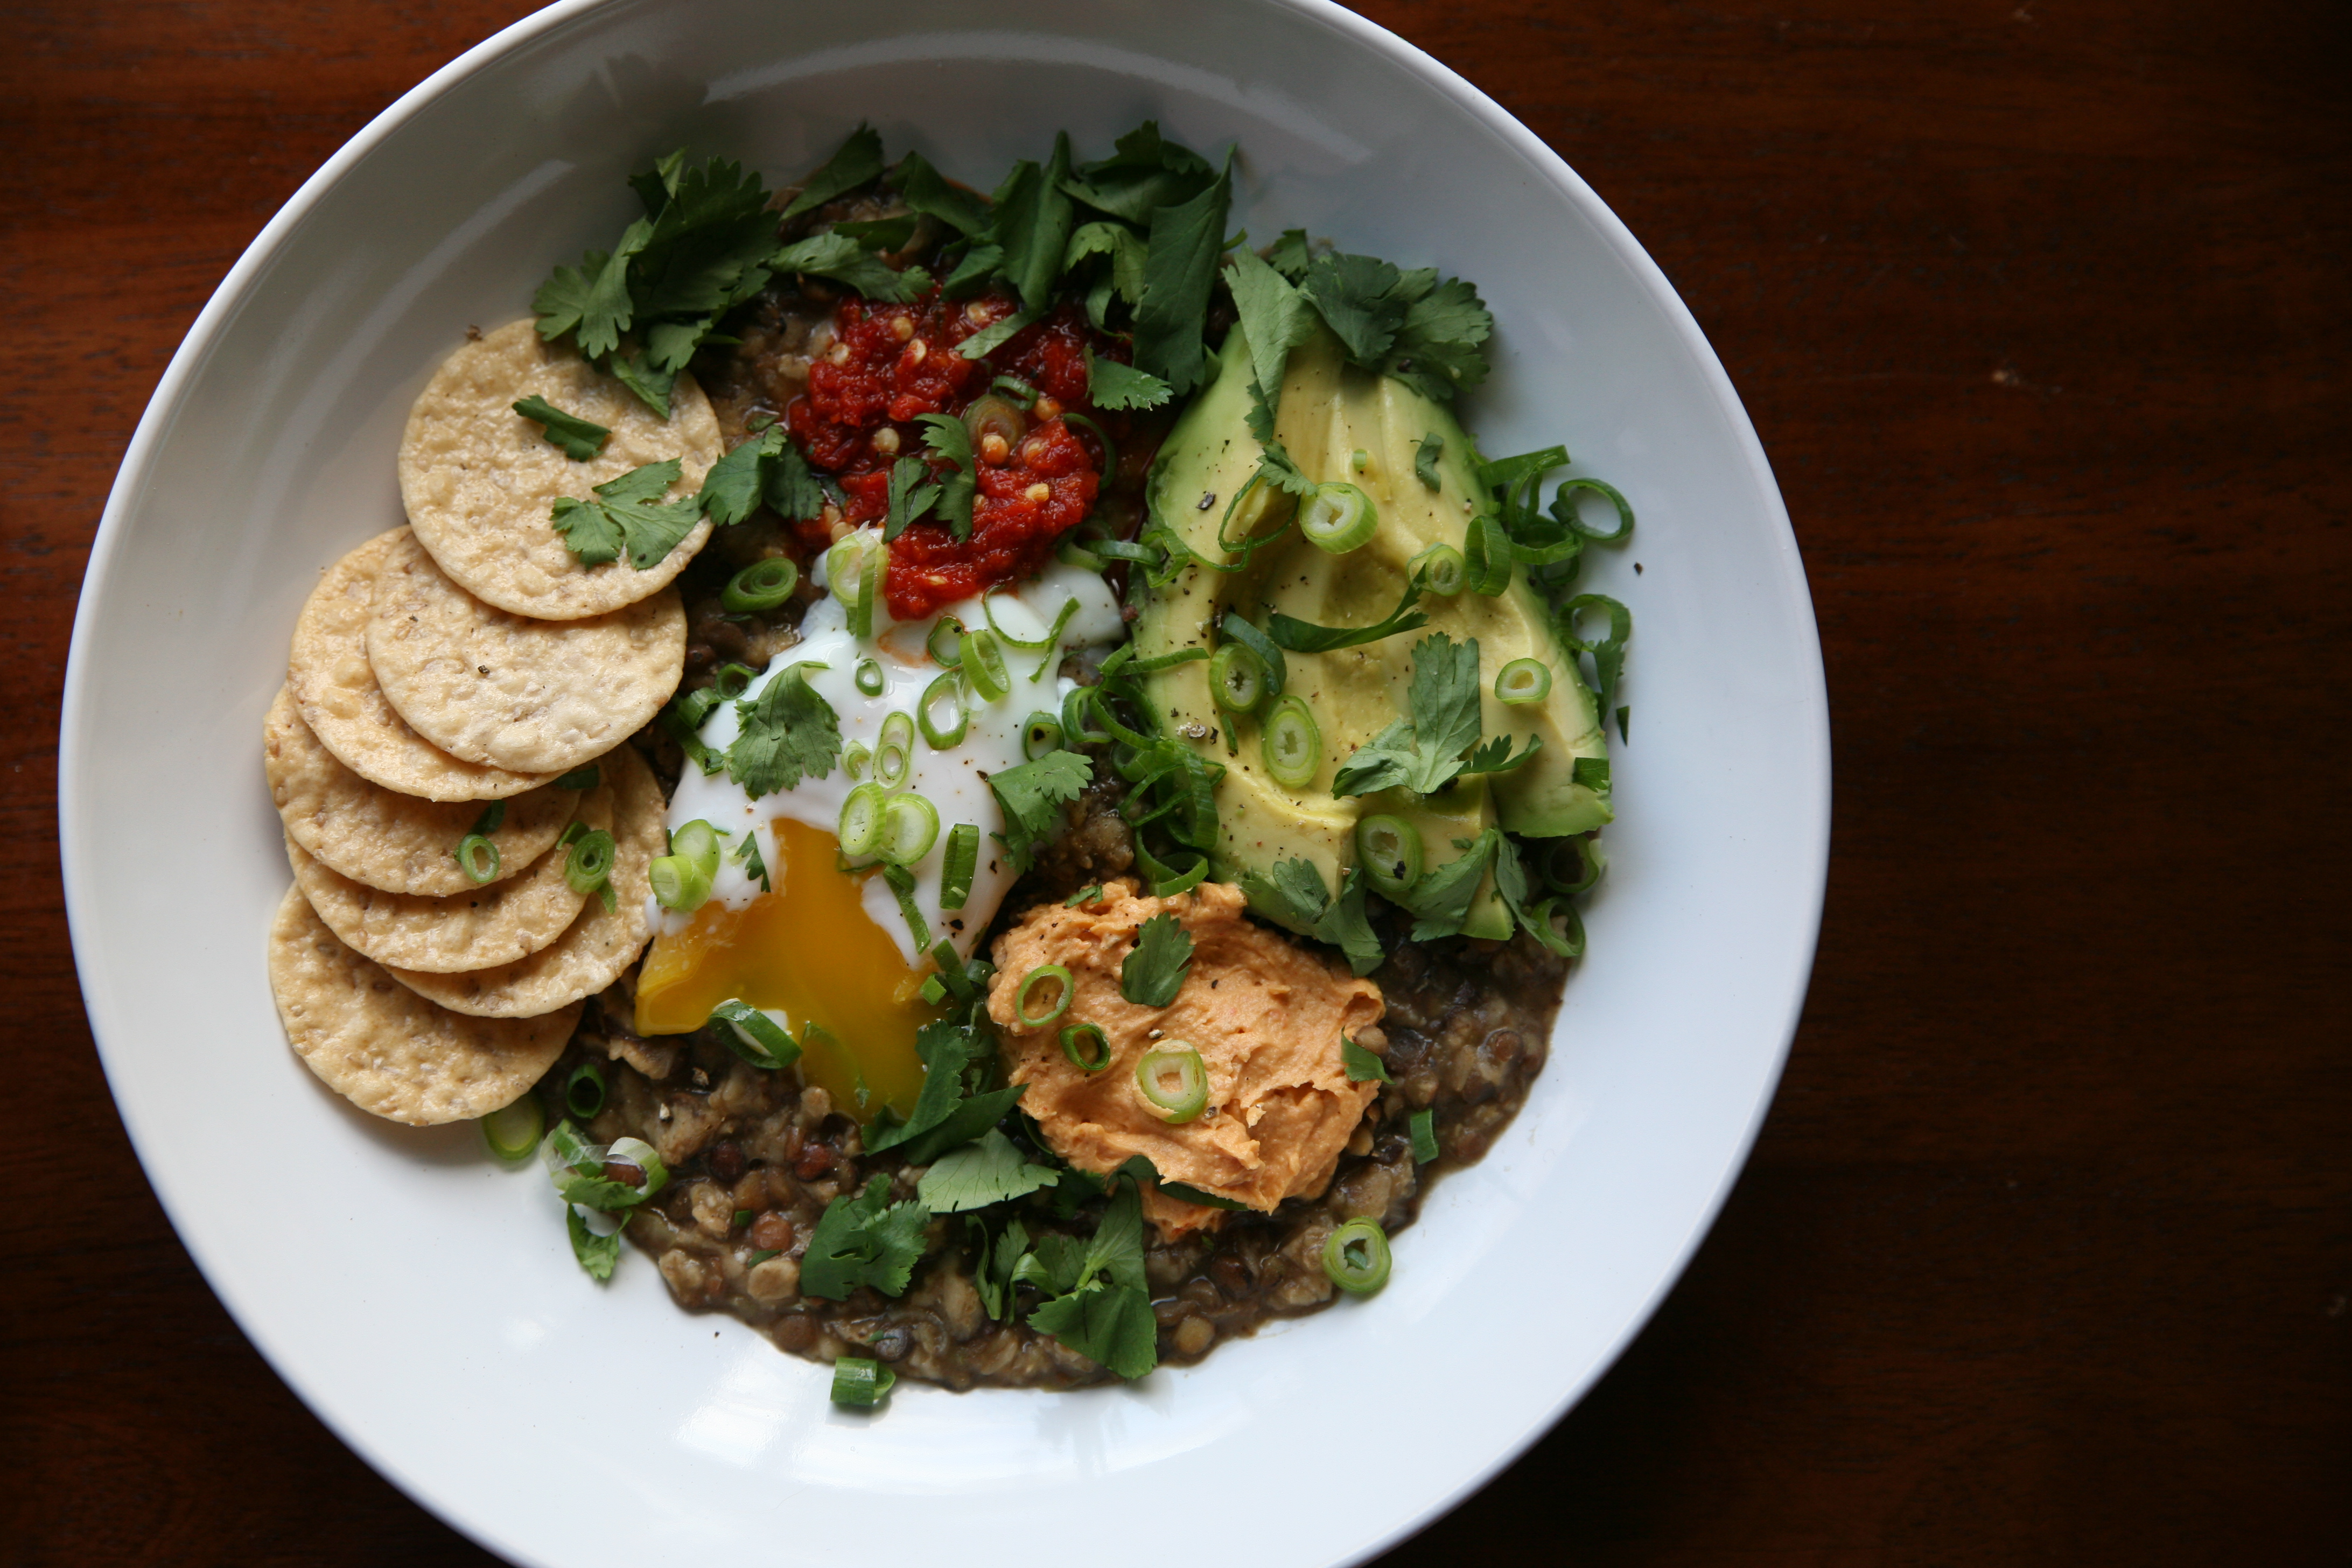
[265,686,580,897]
[365,530,685,775]
[287,529,557,801]
[268,885,577,1124]
[400,319,721,620]
[388,743,664,1018]
[284,776,613,972]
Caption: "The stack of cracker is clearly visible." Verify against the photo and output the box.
[265,321,721,1125]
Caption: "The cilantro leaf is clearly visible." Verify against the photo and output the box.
[971,1214,1029,1321]
[941,242,1004,296]
[1063,121,1217,225]
[1400,829,1501,941]
[1264,573,1428,653]
[548,458,704,569]
[881,455,941,542]
[1130,153,1232,395]
[1415,431,1444,490]
[1489,832,1583,958]
[800,1175,932,1299]
[1028,1281,1157,1378]
[762,439,826,521]
[1085,351,1171,411]
[566,1208,624,1279]
[605,351,678,418]
[918,1128,1060,1213]
[1266,228,1315,282]
[725,661,842,799]
[866,1019,1028,1165]
[697,425,782,526]
[1121,911,1194,1007]
[535,226,648,362]
[1227,247,1318,418]
[888,149,990,235]
[991,133,1076,312]
[771,232,925,303]
[628,149,686,215]
[1341,1037,1394,1083]
[1065,220,1150,311]
[1244,379,1317,497]
[1299,250,1416,365]
[1330,633,1487,797]
[1461,730,1543,776]
[953,306,1039,361]
[513,396,610,461]
[782,122,886,221]
[916,412,977,540]
[1384,275,1494,400]
[986,750,1094,873]
[1239,856,1329,929]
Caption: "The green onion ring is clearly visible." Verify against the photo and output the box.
[1022,711,1065,760]
[1218,613,1286,701]
[1354,814,1424,899]
[721,556,799,613]
[1016,963,1075,1028]
[479,1096,544,1165]
[1060,1021,1112,1073]
[990,373,1039,407]
[647,852,714,912]
[470,799,508,835]
[940,823,979,909]
[979,587,1059,650]
[1526,895,1588,960]
[1551,476,1635,542]
[668,820,721,877]
[1061,410,1117,487]
[1410,543,1467,597]
[1298,481,1378,553]
[958,628,1011,702]
[1135,1045,1209,1123]
[564,829,616,897]
[1495,657,1552,704]
[918,670,969,747]
[876,710,916,787]
[837,782,888,858]
[1462,512,1514,596]
[1062,685,1112,747]
[1409,1107,1440,1164]
[1208,642,1265,715]
[927,615,965,668]
[831,1356,896,1408]
[1057,538,1105,572]
[708,999,801,1070]
[855,657,886,696]
[711,662,759,702]
[565,1061,607,1121]
[1261,696,1322,789]
[844,739,872,780]
[878,790,941,866]
[1321,1218,1392,1294]
[453,834,500,886]
[1541,835,1605,896]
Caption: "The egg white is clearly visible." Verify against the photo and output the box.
[660,551,1126,965]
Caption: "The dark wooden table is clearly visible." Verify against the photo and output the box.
[6,2,2344,1562]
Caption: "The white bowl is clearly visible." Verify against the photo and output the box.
[61,2,1828,1563]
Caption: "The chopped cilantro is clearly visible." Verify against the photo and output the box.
[888,149,989,236]
[566,1207,622,1280]
[1341,1037,1394,1083]
[1085,351,1171,411]
[971,1214,1031,1322]
[800,1175,932,1300]
[866,1019,1028,1166]
[512,396,610,461]
[762,439,827,521]
[1264,572,1428,653]
[1065,222,1148,312]
[1129,153,1233,395]
[1021,1180,1155,1378]
[1265,227,1315,282]
[916,412,976,540]
[1489,833,1580,959]
[1121,911,1194,1007]
[696,424,782,526]
[881,454,941,542]
[781,122,885,221]
[1238,856,1330,929]
[992,133,1076,312]
[1296,250,1494,403]
[1226,247,1318,419]
[724,661,841,800]
[1243,379,1317,498]
[1064,883,1104,907]
[1330,633,1494,797]
[548,458,704,569]
[917,1128,1060,1213]
[986,750,1094,873]
[1398,829,1502,941]
[1415,431,1444,490]
[941,242,1004,296]
[953,306,1039,361]
[1313,867,1385,976]
[1063,122,1218,226]
[771,232,923,303]
[534,235,643,363]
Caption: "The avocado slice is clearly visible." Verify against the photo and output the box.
[1133,324,1610,936]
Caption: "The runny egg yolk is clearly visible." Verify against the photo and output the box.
[634,819,940,1119]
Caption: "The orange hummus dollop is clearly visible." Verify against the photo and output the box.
[986,879,1384,1238]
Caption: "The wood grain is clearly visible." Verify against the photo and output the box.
[4,2,2345,1563]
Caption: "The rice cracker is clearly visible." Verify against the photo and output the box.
[267,885,576,1124]
[264,687,583,897]
[400,318,721,619]
[389,743,664,1017]
[365,529,684,775]
[287,528,557,801]
[285,774,614,972]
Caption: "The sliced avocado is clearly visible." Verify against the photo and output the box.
[1135,324,1608,936]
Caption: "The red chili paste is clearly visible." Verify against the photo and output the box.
[786,287,1121,619]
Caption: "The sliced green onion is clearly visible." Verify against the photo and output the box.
[855,657,886,696]
[1551,476,1635,542]
[1321,1218,1392,1295]
[1261,696,1322,789]
[831,1356,896,1408]
[1523,894,1588,959]
[480,1095,544,1164]
[648,852,714,912]
[919,973,949,1006]
[1016,963,1075,1028]
[876,710,916,787]
[565,1061,607,1120]
[838,782,888,858]
[470,799,509,835]
[927,615,965,668]
[1135,1045,1209,1123]
[454,834,500,886]
[1354,814,1424,899]
[669,819,721,876]
[878,790,941,866]
[722,556,799,613]
[1541,835,1606,895]
[918,670,969,747]
[940,823,979,909]
[1462,512,1514,596]
[1410,543,1466,597]
[1219,614,1286,701]
[844,739,872,780]
[1298,481,1378,554]
[959,628,1011,702]
[1061,1021,1111,1072]
[1209,642,1265,714]
[1409,1107,1440,1165]
[708,998,801,1070]
[1495,657,1552,704]
[1021,711,1064,760]
[990,373,1039,407]
[1062,410,1117,487]
[828,533,881,640]
[711,662,758,701]
[962,392,1030,452]
[564,829,616,898]
[1351,447,1370,472]
[1062,684,1111,747]
[1057,538,1105,572]
[1572,755,1612,795]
